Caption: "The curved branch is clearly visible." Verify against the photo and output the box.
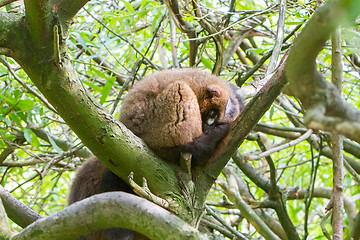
[285,0,360,143]
[0,186,42,228]
[11,192,206,240]
[0,11,21,56]
[52,0,90,26]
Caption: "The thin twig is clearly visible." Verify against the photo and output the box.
[246,129,313,161]
[84,8,158,70]
[205,205,248,240]
[0,57,57,113]
[331,26,344,240]
[266,0,286,75]
[169,17,180,68]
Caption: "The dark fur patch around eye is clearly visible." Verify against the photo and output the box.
[202,109,219,126]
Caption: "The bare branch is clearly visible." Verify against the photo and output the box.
[52,0,90,25]
[265,0,286,75]
[331,27,344,240]
[220,167,281,240]
[246,129,313,161]
[285,0,360,143]
[205,205,248,240]
[11,192,206,240]
[164,0,198,66]
[0,186,42,228]
[287,187,357,222]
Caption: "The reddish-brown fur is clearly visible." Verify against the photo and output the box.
[69,68,244,239]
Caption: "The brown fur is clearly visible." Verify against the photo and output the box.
[120,68,243,164]
[69,68,244,239]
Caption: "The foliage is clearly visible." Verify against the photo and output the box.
[0,0,360,239]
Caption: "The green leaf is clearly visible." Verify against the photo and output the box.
[23,128,32,143]
[31,131,40,150]
[17,99,34,111]
[72,32,87,50]
[269,106,275,119]
[201,58,213,70]
[0,116,11,126]
[119,0,135,13]
[46,132,62,154]
[100,77,116,105]
[83,81,102,92]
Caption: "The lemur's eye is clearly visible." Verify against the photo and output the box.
[204,109,219,126]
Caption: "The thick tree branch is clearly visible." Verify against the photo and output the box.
[0,11,21,54]
[206,59,288,182]
[52,0,90,27]
[3,0,197,224]
[190,59,287,219]
[17,58,181,205]
[285,0,360,143]
[11,192,207,240]
[23,0,52,45]
[0,186,42,228]
[0,198,14,239]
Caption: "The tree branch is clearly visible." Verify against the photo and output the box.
[221,167,281,240]
[0,11,21,55]
[0,0,18,8]
[11,192,207,240]
[0,186,42,228]
[207,59,288,181]
[331,26,344,240]
[164,0,198,66]
[265,0,286,75]
[6,1,193,223]
[288,187,357,223]
[285,0,360,143]
[23,0,52,45]
[52,0,90,27]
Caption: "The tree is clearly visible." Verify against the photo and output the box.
[0,0,360,239]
